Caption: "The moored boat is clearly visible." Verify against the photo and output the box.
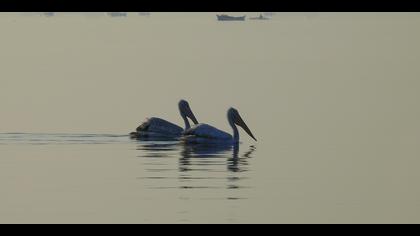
[250,14,270,20]
[217,14,246,21]
[107,12,127,17]
[138,12,151,16]
[43,12,55,17]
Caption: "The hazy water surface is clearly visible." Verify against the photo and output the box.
[1,13,420,223]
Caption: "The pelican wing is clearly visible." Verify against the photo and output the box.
[183,124,232,140]
[137,117,183,135]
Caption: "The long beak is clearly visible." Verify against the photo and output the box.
[186,107,199,125]
[236,115,257,141]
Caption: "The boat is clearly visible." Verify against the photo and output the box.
[138,12,151,16]
[43,12,55,17]
[250,14,270,20]
[263,12,276,17]
[216,14,246,21]
[107,12,127,17]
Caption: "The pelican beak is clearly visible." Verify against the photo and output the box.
[186,106,199,125]
[236,115,257,141]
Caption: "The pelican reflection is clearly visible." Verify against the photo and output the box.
[179,143,256,173]
[178,143,256,192]
[135,141,180,158]
[135,139,256,194]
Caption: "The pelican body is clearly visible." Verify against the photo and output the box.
[181,107,256,144]
[130,100,198,139]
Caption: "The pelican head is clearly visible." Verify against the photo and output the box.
[228,107,257,141]
[179,99,199,125]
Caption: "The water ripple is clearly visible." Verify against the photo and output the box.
[0,133,130,145]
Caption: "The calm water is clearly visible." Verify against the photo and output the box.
[0,133,259,223]
[1,13,420,223]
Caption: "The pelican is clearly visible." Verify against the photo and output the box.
[130,99,199,139]
[181,107,257,144]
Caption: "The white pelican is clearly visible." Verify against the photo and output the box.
[130,100,198,139]
[181,107,256,144]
